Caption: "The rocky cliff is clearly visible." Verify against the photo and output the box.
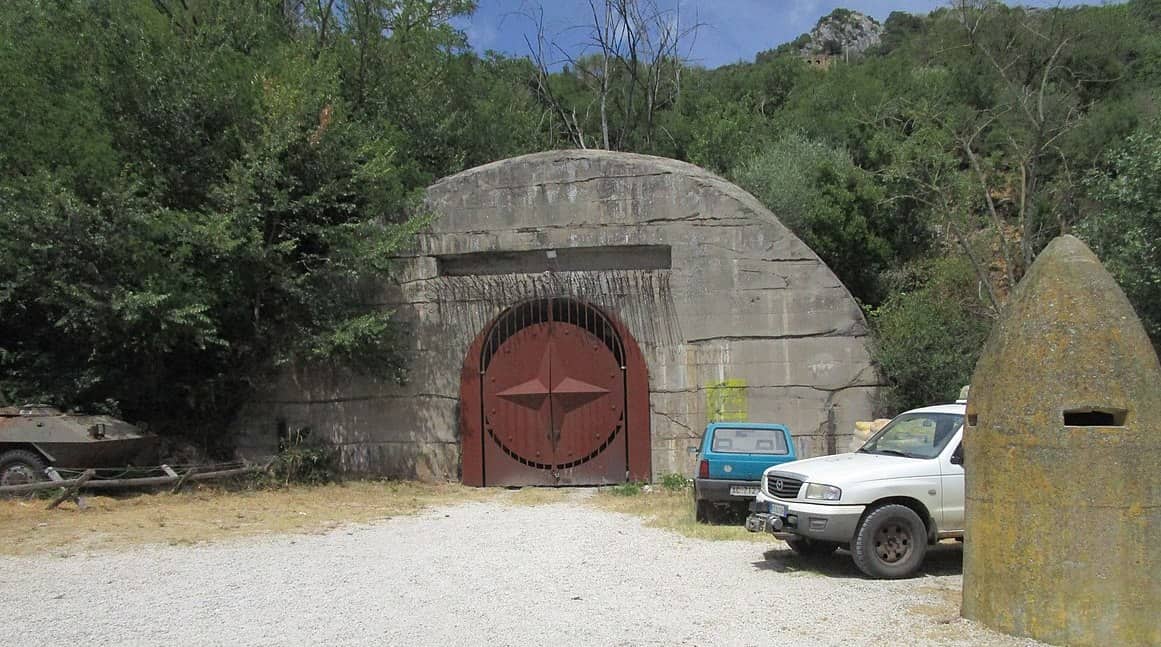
[799,9,883,58]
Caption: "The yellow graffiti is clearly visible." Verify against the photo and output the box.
[706,379,747,422]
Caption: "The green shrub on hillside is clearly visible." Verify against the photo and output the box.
[869,256,993,414]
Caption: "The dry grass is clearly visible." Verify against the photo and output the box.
[2,482,761,557]
[0,481,492,557]
[589,488,770,543]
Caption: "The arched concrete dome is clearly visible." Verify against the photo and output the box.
[236,150,880,482]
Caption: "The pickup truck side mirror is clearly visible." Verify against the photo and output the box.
[687,446,699,454]
[950,444,964,466]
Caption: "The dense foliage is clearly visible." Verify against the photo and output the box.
[0,0,539,449]
[1079,127,1161,345]
[2,0,1159,445]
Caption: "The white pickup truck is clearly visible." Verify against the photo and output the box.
[745,403,965,579]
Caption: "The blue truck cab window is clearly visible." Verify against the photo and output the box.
[710,427,789,455]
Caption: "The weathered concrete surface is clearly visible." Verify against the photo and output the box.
[235,150,880,479]
[962,235,1161,646]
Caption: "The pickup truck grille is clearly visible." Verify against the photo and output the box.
[766,474,803,499]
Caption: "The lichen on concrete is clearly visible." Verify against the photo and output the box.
[963,234,1161,646]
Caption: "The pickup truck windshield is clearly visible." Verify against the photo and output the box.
[859,412,963,459]
[710,427,789,454]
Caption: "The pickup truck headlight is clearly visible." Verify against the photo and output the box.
[804,483,842,501]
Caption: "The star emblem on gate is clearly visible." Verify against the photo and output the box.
[495,340,610,417]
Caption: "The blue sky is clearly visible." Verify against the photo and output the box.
[454,1,1113,69]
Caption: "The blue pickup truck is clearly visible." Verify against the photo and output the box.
[692,422,797,523]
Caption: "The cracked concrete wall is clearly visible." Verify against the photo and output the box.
[234,150,881,480]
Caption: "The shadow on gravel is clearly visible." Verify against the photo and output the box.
[752,542,964,579]
[701,505,748,525]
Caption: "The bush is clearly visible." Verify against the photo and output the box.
[731,131,897,304]
[658,473,691,492]
[263,428,340,487]
[869,255,992,414]
[609,482,644,497]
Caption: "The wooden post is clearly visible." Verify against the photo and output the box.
[171,467,198,494]
[47,469,94,510]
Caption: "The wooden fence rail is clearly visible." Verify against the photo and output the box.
[0,464,262,496]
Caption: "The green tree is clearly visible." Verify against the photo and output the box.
[0,0,431,451]
[869,256,993,413]
[732,131,920,305]
[0,2,118,197]
[877,11,925,55]
[1078,125,1161,351]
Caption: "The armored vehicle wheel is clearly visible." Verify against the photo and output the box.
[852,504,928,579]
[0,449,48,487]
[786,537,840,556]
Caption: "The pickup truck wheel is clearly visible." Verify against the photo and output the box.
[852,504,928,579]
[786,537,839,556]
[0,450,48,487]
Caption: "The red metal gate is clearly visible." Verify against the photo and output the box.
[460,299,650,486]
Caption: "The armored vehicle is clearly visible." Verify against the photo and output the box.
[0,405,159,486]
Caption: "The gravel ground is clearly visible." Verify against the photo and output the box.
[2,495,1044,647]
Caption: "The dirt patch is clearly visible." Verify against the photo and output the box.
[911,585,960,619]
[500,486,576,506]
[910,583,977,642]
[0,481,492,556]
[588,487,771,543]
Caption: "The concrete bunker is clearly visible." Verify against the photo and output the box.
[963,235,1161,646]
[235,150,880,484]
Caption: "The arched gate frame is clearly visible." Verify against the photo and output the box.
[460,298,650,486]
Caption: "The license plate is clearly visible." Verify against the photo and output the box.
[730,485,759,497]
[771,502,788,517]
